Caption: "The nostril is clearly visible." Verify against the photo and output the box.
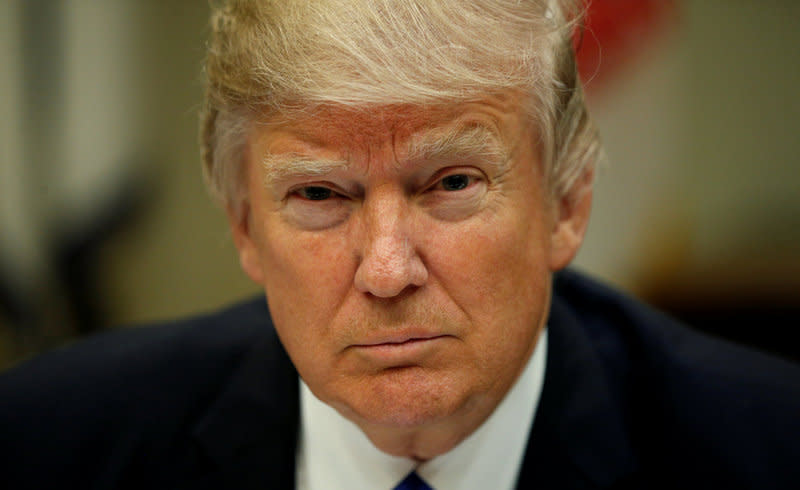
[353,238,428,298]
[354,259,410,297]
[364,284,422,301]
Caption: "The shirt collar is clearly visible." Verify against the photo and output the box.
[297,329,547,490]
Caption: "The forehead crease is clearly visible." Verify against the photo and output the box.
[256,99,522,179]
[289,105,441,140]
[259,107,442,162]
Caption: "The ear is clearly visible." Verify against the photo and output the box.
[228,202,265,284]
[548,167,594,271]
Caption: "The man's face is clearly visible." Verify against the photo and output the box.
[232,91,589,452]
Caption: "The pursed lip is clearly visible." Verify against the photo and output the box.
[353,331,448,347]
[349,332,451,364]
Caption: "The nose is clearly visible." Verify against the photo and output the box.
[353,191,428,298]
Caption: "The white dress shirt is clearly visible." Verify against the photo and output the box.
[296,329,547,490]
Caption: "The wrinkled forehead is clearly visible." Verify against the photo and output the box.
[250,91,535,161]
[258,105,452,152]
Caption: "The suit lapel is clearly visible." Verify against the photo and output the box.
[192,326,299,489]
[515,293,638,489]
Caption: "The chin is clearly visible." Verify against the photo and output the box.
[338,366,475,429]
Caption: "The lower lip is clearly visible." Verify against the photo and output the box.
[353,336,449,364]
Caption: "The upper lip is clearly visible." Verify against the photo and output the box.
[355,331,447,346]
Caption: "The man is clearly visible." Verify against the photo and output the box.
[2,1,799,489]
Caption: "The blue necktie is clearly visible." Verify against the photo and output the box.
[393,471,433,490]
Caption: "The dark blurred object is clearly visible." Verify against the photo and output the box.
[666,305,798,363]
[642,261,800,363]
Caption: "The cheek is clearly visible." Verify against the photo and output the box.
[255,219,355,357]
[423,209,552,358]
[427,209,550,309]
[261,220,351,297]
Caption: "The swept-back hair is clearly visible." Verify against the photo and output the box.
[200,0,600,219]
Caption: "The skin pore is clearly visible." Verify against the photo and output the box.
[229,90,592,460]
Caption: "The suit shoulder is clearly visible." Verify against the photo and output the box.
[0,297,278,487]
[0,296,273,434]
[3,296,270,380]
[553,268,800,391]
[553,270,800,485]
[553,269,800,483]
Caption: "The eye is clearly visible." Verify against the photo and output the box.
[296,186,334,201]
[423,168,485,196]
[283,184,351,230]
[439,174,471,191]
[419,169,487,221]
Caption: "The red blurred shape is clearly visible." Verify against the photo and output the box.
[575,0,678,92]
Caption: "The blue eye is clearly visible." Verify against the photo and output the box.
[440,174,470,191]
[299,186,333,201]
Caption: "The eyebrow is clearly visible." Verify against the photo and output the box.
[261,122,513,186]
[261,153,349,186]
[406,123,512,173]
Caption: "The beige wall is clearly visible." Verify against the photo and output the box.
[576,0,800,298]
[96,2,258,326]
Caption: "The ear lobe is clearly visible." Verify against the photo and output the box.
[548,169,594,271]
[228,203,265,284]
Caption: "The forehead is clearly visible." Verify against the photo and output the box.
[252,91,532,158]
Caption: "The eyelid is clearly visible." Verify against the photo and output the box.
[424,166,486,191]
[287,181,349,200]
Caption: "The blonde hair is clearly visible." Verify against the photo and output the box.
[200,0,600,218]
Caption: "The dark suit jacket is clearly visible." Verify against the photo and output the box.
[1,270,799,489]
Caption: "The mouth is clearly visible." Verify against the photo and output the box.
[356,332,447,347]
[351,333,451,364]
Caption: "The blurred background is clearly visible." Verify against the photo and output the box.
[1,0,798,370]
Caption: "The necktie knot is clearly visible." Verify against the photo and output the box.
[393,470,433,490]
